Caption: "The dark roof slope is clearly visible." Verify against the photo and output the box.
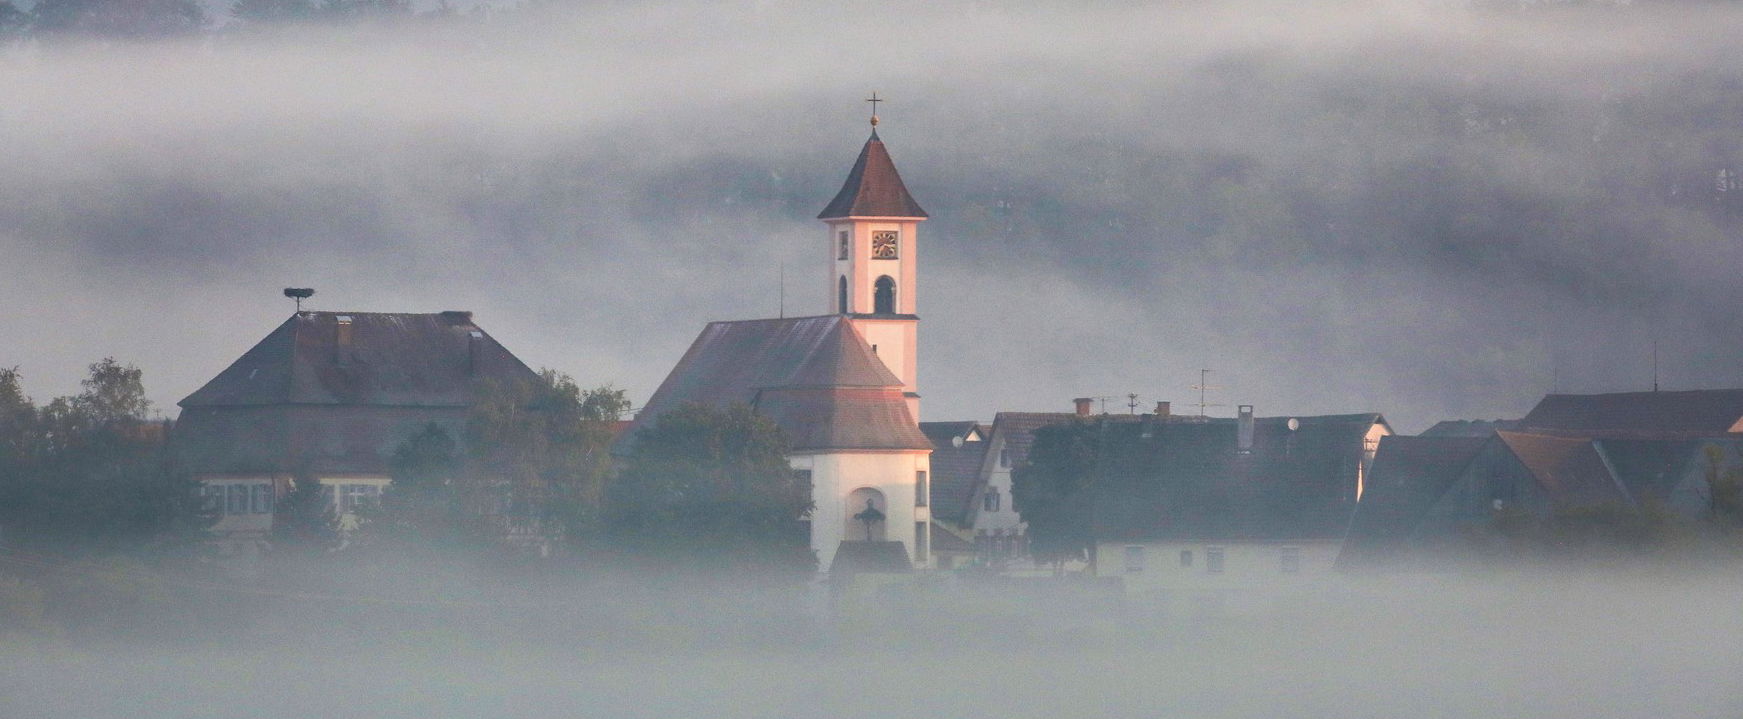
[629,315,929,452]
[180,311,538,408]
[1090,414,1385,542]
[1496,431,1633,510]
[920,421,983,447]
[1520,389,1743,434]
[817,131,928,219]
[1338,435,1488,568]
[1421,419,1521,437]
[922,422,989,525]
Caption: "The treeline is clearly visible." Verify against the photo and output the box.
[0,359,816,640]
[0,0,498,42]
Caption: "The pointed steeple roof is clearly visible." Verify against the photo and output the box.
[818,131,928,219]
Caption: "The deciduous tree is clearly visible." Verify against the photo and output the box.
[608,402,813,574]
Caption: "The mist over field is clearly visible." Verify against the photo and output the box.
[2,1,1742,430]
[2,567,1741,718]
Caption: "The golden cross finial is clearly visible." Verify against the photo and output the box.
[866,91,882,127]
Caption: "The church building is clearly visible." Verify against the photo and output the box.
[628,119,934,572]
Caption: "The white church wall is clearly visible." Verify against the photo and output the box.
[793,450,932,571]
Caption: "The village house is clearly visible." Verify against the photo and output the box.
[170,310,542,557]
[1081,406,1389,602]
[1339,388,1743,569]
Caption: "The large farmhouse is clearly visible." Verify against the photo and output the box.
[170,310,540,551]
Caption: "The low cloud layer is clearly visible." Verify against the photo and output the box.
[3,1,1743,431]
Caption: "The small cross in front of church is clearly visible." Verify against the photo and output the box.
[866,91,882,126]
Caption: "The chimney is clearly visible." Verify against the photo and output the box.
[467,330,484,375]
[1073,397,1094,417]
[1155,401,1171,418]
[335,315,354,364]
[1237,404,1255,452]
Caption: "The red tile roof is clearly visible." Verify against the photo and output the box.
[817,131,928,219]
[630,315,930,452]
[1496,431,1633,510]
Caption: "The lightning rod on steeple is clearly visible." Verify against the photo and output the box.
[866,91,882,127]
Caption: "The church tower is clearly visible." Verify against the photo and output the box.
[819,116,927,419]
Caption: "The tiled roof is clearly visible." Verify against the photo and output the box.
[817,131,928,219]
[629,315,930,452]
[828,540,914,576]
[170,311,539,476]
[1420,419,1521,437]
[1595,437,1703,504]
[179,311,537,408]
[1088,413,1386,542]
[1519,389,1743,434]
[1496,431,1633,510]
[922,424,989,526]
[1337,435,1488,568]
[919,421,983,447]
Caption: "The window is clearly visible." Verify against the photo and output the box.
[873,276,896,314]
[1123,545,1146,573]
[1206,547,1225,574]
[837,276,848,314]
[999,448,1011,467]
[1179,549,1193,568]
[1280,546,1301,574]
[226,484,248,515]
[792,469,812,488]
[837,230,850,261]
[914,521,928,564]
[320,484,335,509]
[915,471,928,507]
[201,485,224,513]
[250,483,273,514]
[982,489,1001,513]
[341,484,380,513]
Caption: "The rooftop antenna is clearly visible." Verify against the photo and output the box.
[778,261,785,319]
[1126,393,1141,414]
[283,287,314,312]
[1652,339,1659,392]
[1191,369,1225,417]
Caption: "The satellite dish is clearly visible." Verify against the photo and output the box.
[1287,417,1300,431]
[952,436,964,448]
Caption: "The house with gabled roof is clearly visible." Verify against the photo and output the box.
[171,310,541,551]
[1340,388,1743,569]
[626,121,935,573]
[1083,406,1390,596]
[917,421,987,569]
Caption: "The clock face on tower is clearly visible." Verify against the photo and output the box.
[871,230,899,259]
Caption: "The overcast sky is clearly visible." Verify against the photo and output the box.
[4,0,1743,432]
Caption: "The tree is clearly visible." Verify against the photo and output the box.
[268,473,339,559]
[466,372,627,548]
[1010,419,1102,574]
[230,0,316,24]
[358,422,471,556]
[0,360,209,559]
[607,402,814,574]
[32,0,207,40]
[0,2,27,40]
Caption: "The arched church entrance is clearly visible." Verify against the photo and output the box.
[845,487,887,541]
[873,276,896,314]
